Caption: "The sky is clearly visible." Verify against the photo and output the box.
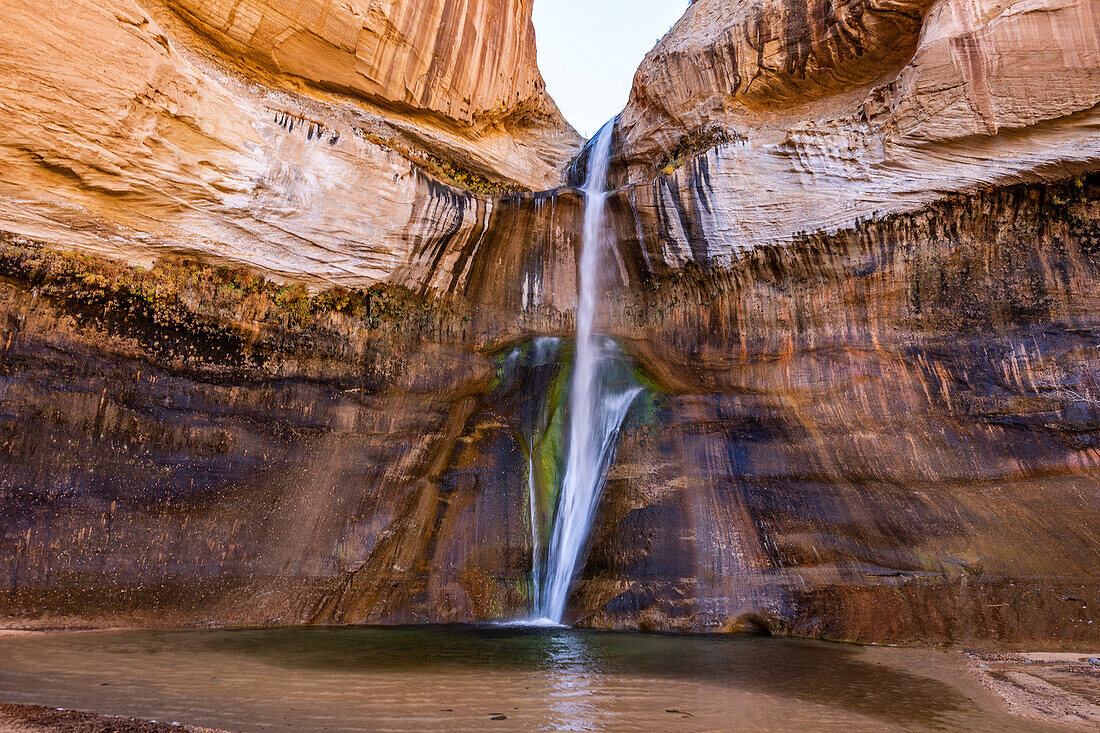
[532,1,689,138]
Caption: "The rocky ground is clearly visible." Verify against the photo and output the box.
[0,704,226,733]
[968,652,1100,728]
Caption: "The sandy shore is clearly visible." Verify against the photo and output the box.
[0,704,229,733]
[1,627,1097,731]
[968,651,1100,728]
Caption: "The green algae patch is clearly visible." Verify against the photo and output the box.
[489,336,571,578]
[488,334,663,604]
[624,361,666,433]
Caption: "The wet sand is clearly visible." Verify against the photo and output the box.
[0,627,1093,732]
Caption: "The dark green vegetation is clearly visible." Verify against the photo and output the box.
[0,233,448,335]
[658,127,739,176]
[357,131,526,197]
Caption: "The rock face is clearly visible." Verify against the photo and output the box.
[0,0,583,629]
[0,227,578,629]
[1,176,1095,646]
[167,0,557,129]
[615,0,1100,267]
[0,0,581,289]
[581,175,1100,644]
[0,0,1098,647]
[163,0,580,183]
[620,0,936,152]
[571,0,1100,642]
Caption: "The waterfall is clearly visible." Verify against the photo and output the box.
[535,121,642,624]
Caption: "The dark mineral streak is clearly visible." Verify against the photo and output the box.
[0,174,1097,646]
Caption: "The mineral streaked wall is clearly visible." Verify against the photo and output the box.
[623,0,1100,160]
[158,0,582,186]
[0,177,1096,645]
[165,0,558,129]
[576,176,1100,643]
[622,0,936,132]
[0,223,578,629]
[0,0,581,295]
[615,0,1100,266]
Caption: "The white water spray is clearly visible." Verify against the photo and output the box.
[536,122,641,623]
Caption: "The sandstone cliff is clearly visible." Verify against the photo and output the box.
[614,0,1100,267]
[582,175,1100,642]
[0,175,1095,645]
[568,0,1100,639]
[0,0,581,290]
[0,0,1098,647]
[166,0,559,131]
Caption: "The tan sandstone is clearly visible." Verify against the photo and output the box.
[613,0,1100,269]
[0,0,580,291]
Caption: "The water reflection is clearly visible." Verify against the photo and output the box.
[538,630,603,731]
[198,625,969,725]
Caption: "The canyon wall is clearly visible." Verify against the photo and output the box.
[165,0,558,130]
[0,0,1098,646]
[0,0,583,629]
[0,0,581,290]
[567,0,1100,642]
[613,0,1100,266]
[0,218,579,629]
[581,175,1100,644]
[1,175,1094,646]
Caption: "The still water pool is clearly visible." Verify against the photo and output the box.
[0,626,1046,731]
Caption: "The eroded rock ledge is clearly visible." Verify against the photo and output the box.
[0,0,1098,646]
[1,176,1096,645]
[0,0,581,292]
[614,0,1100,266]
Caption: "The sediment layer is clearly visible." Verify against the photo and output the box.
[1,175,1096,644]
[0,0,1098,645]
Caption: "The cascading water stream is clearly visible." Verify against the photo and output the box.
[534,121,642,624]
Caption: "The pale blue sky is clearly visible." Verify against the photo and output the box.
[533,1,689,138]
